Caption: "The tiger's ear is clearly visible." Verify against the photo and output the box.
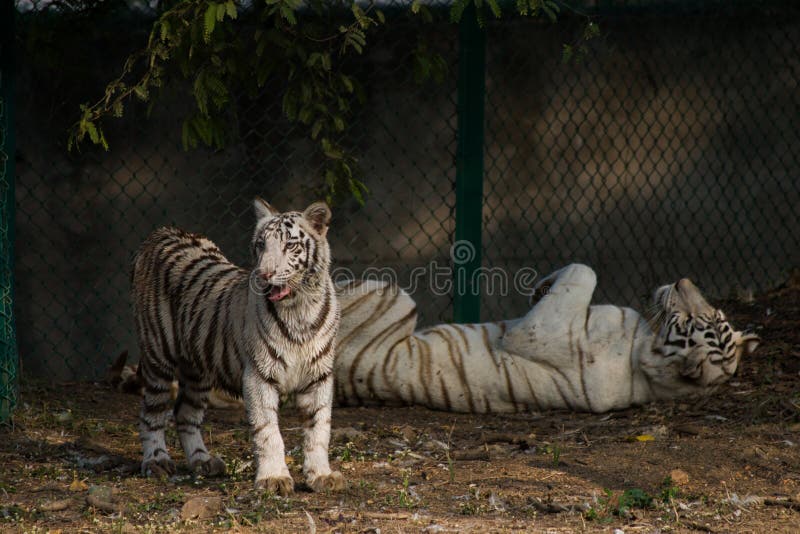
[253,197,280,221]
[303,202,332,237]
[736,332,760,356]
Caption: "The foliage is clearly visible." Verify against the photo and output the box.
[659,476,680,502]
[62,0,597,204]
[585,487,656,521]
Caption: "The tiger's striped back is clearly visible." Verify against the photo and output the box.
[132,227,249,396]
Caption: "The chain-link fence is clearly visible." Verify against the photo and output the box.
[12,1,800,384]
[482,4,800,320]
[1,1,19,423]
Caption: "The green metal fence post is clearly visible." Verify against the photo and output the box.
[453,4,486,324]
[0,0,18,424]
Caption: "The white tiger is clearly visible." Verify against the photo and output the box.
[334,263,759,413]
[131,199,342,495]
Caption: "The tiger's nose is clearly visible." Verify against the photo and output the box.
[261,270,275,280]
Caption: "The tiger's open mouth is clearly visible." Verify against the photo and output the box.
[266,284,292,302]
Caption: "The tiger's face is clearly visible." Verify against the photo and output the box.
[250,198,332,302]
[652,278,759,386]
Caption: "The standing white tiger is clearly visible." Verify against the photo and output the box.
[131,198,342,495]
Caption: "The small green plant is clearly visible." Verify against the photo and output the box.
[551,443,561,466]
[659,476,680,502]
[585,487,655,521]
[618,488,653,515]
[459,501,478,515]
[446,421,456,483]
[535,443,562,466]
[339,441,353,462]
[396,471,417,509]
[447,452,455,483]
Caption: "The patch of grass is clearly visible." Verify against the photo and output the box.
[135,488,186,514]
[585,487,655,521]
[535,443,563,466]
[459,501,478,515]
[383,471,418,509]
[331,441,370,463]
[239,493,295,526]
[619,488,653,511]
[457,486,491,516]
[551,444,561,466]
[397,471,416,509]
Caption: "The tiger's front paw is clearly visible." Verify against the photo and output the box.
[307,471,345,492]
[142,456,176,478]
[255,475,294,496]
[191,456,227,477]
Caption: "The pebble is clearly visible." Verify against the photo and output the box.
[670,469,690,485]
[180,496,223,520]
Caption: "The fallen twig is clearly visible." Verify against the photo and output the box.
[481,431,530,446]
[452,447,490,461]
[680,520,714,532]
[361,512,410,520]
[527,498,588,514]
[763,498,799,509]
[39,499,72,512]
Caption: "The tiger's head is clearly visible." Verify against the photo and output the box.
[651,278,759,387]
[250,198,332,302]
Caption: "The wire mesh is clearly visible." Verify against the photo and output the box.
[482,5,800,321]
[15,7,457,380]
[13,1,800,381]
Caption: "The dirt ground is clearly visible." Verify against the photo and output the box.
[2,284,800,533]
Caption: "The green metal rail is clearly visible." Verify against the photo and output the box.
[453,4,486,324]
[1,0,18,424]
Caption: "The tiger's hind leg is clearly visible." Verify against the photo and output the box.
[500,263,597,363]
[139,360,177,477]
[174,375,226,477]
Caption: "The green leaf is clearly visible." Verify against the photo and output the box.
[279,5,296,24]
[486,0,502,19]
[349,178,366,205]
[216,3,226,22]
[85,121,99,144]
[311,119,323,139]
[225,0,237,19]
[450,0,468,23]
[133,84,149,101]
[181,120,194,150]
[159,20,170,42]
[562,44,573,64]
[203,4,216,43]
[298,105,313,124]
[340,74,353,93]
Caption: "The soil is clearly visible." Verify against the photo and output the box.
[2,286,799,533]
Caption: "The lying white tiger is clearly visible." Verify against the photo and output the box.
[116,263,758,414]
[334,263,759,413]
